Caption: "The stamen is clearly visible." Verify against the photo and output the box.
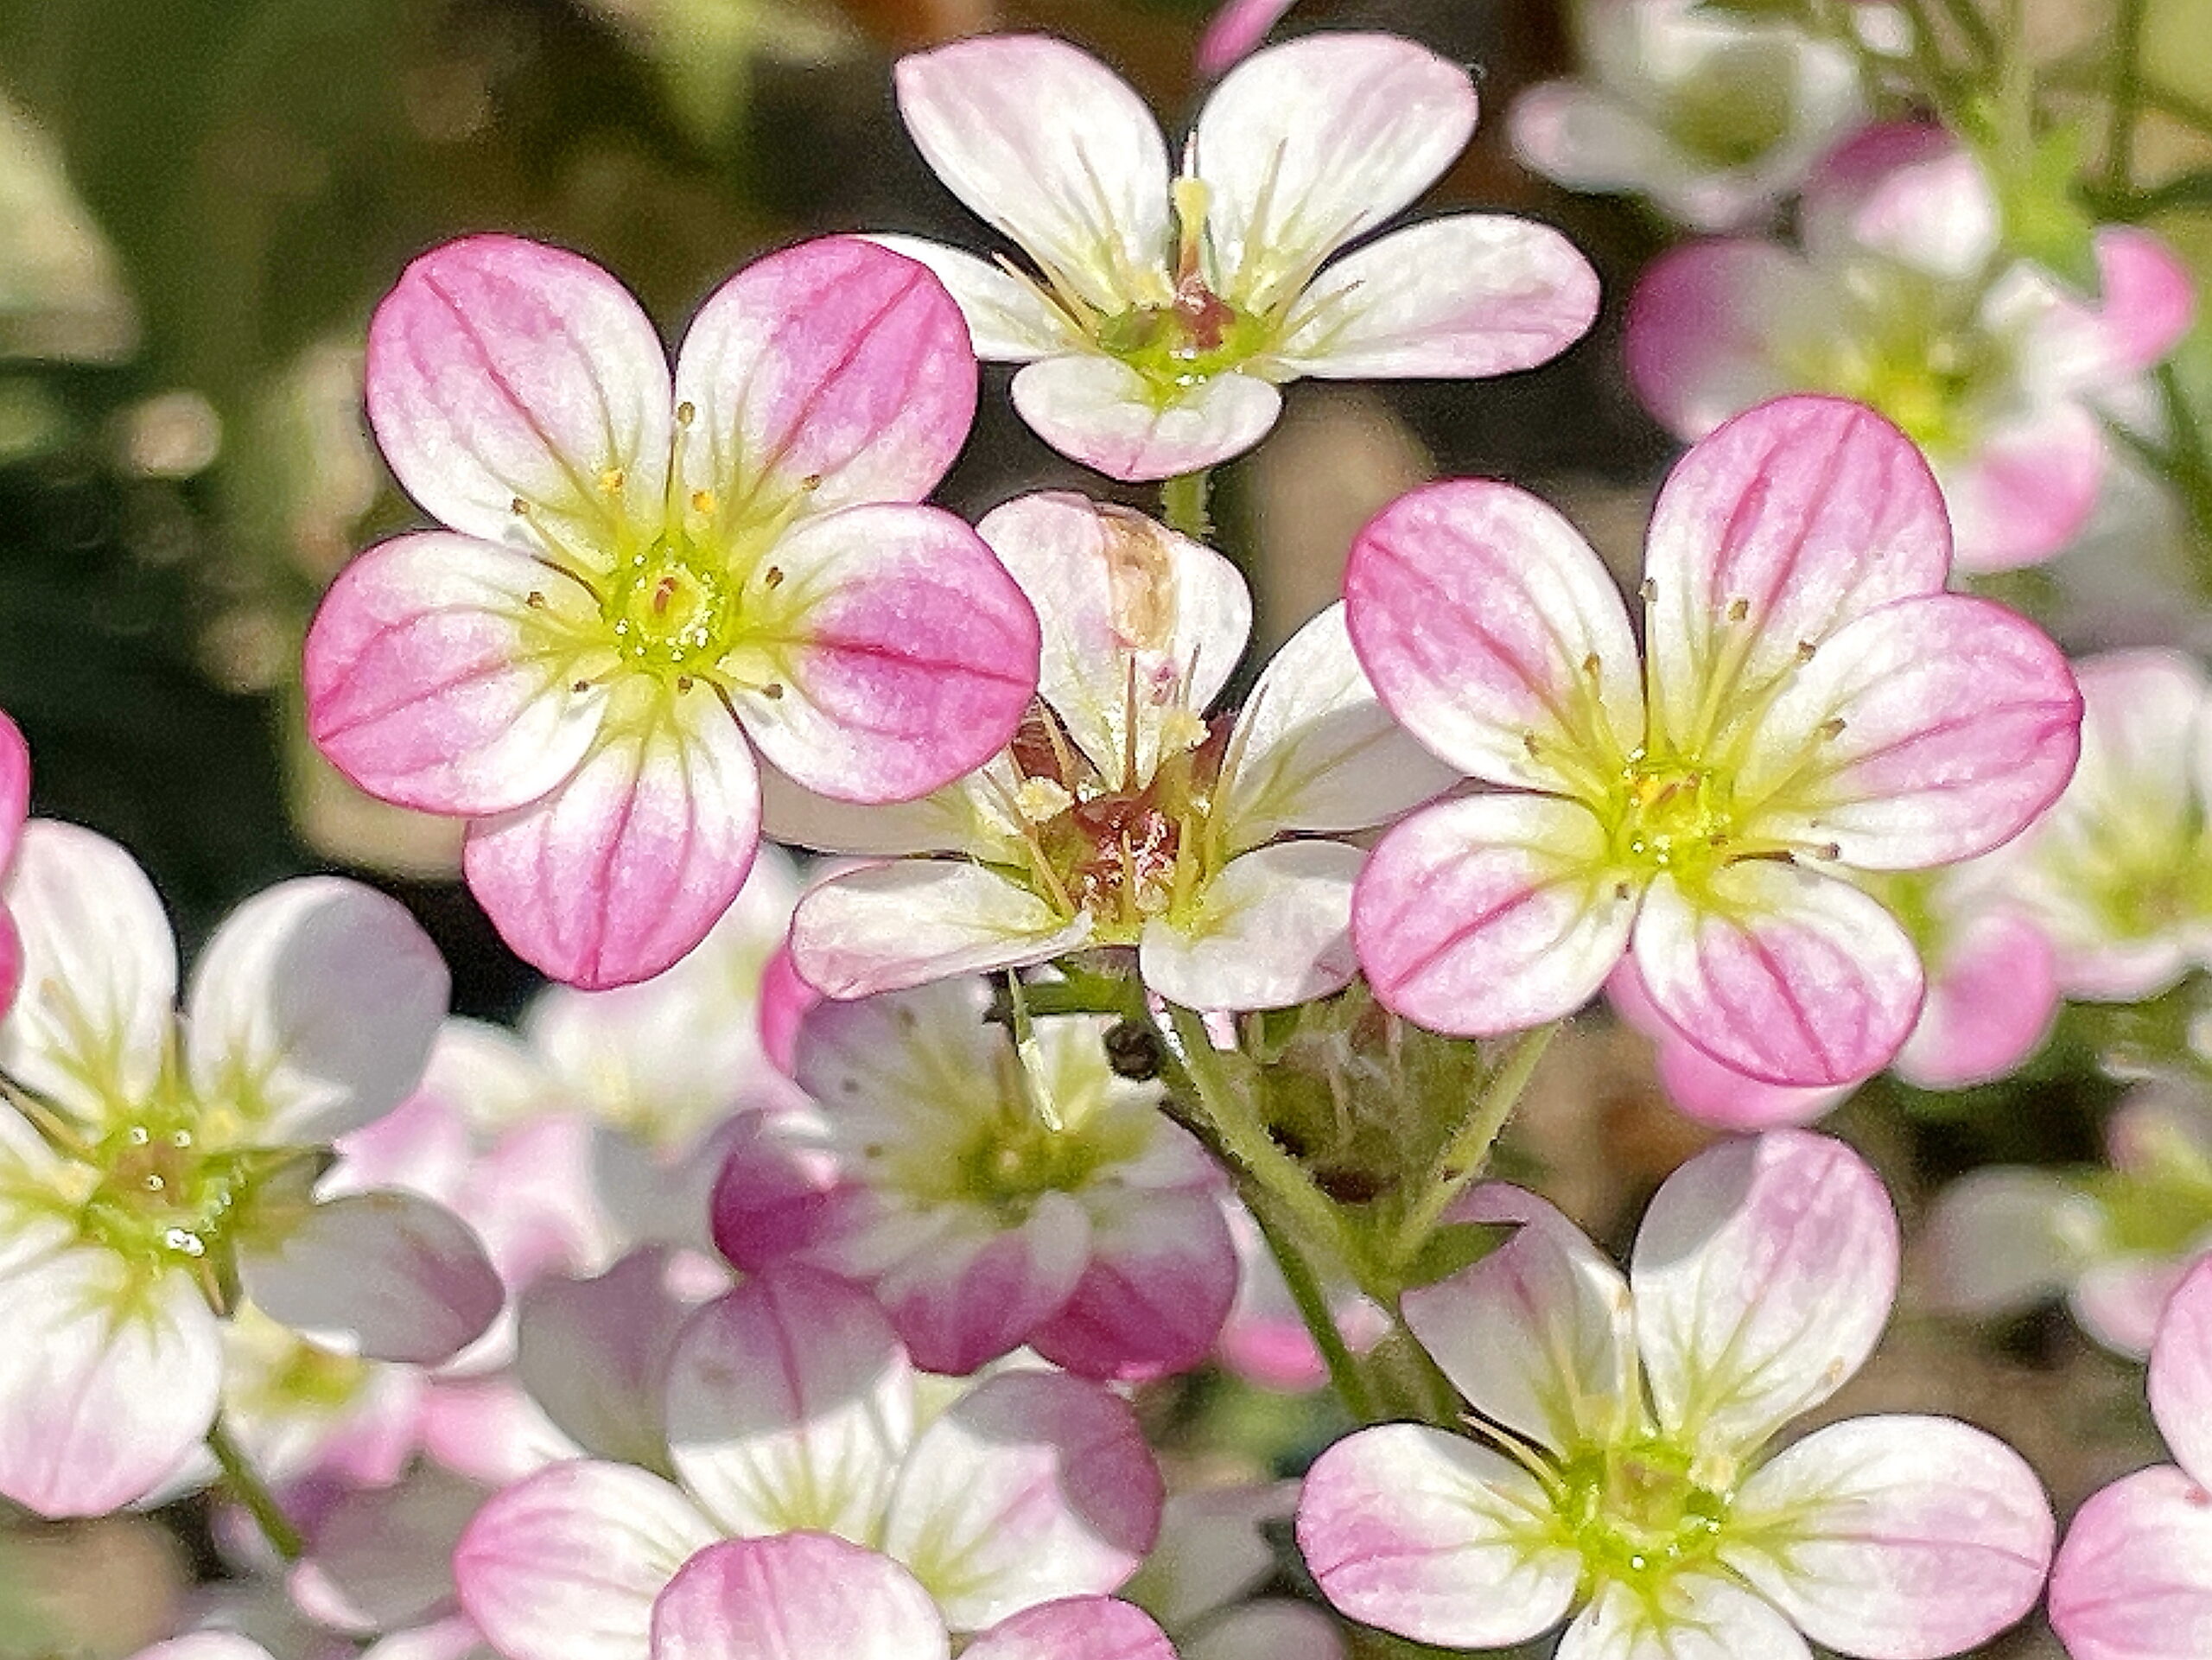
[675,401,696,426]
[761,565,785,590]
[1726,597,1750,622]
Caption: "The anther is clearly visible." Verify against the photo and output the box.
[652,575,679,615]
[1796,639,1817,662]
[1726,597,1750,622]
[762,682,785,701]
[800,473,823,492]
[1640,578,1656,603]
[1523,732,1542,758]
[690,490,715,515]
[1818,841,1841,861]
[1817,716,1847,740]
[675,400,696,426]
[525,590,547,609]
[599,467,626,494]
[677,675,695,693]
[761,565,785,589]
[1582,652,1602,677]
[511,496,531,517]
[572,679,591,694]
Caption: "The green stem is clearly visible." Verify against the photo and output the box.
[2105,0,2149,197]
[1386,1022,1559,1273]
[208,1417,303,1561]
[1928,0,1997,70]
[1241,1185,1379,1421]
[2154,362,2212,590]
[1160,469,1213,541]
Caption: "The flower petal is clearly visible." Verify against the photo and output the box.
[1799,124,1997,279]
[732,503,1039,802]
[865,236,1073,362]
[305,531,607,816]
[0,710,29,870]
[2024,225,2195,388]
[651,1535,948,1660]
[2152,1255,2212,1487]
[1894,904,2058,1089]
[790,862,1087,1001]
[1197,35,1477,310]
[1624,240,1812,437]
[1725,1415,2053,1658]
[1608,960,1852,1129]
[1028,1184,1240,1382]
[963,1599,1174,1660]
[1011,356,1282,482]
[1196,0,1299,76]
[515,1248,696,1469]
[673,237,976,518]
[1643,397,1951,757]
[1632,862,1924,1087]
[1919,1167,2098,1321]
[364,234,673,550]
[869,1198,1093,1377]
[1941,399,2107,573]
[1344,478,1640,792]
[1353,794,1635,1037]
[1296,1421,1579,1650]
[1267,215,1598,380]
[1554,1573,1811,1660]
[760,765,1008,858]
[894,36,1171,315]
[462,690,760,989]
[1630,1129,1898,1455]
[1140,841,1363,1012]
[2049,1463,2212,1660]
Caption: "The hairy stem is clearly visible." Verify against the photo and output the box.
[208,1417,304,1561]
[1387,1022,1559,1272]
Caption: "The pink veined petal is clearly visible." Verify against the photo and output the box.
[1011,355,1283,482]
[1401,1185,1639,1456]
[2048,1464,2212,1660]
[1353,793,1637,1039]
[454,1460,722,1660]
[1344,478,1641,791]
[1027,1183,1240,1382]
[650,1535,949,1660]
[1941,399,2107,572]
[1642,397,1952,756]
[0,709,29,869]
[1624,240,1814,438]
[672,237,976,520]
[1894,906,2059,1090]
[364,234,674,550]
[893,36,1172,316]
[305,531,607,816]
[1140,841,1363,1013]
[963,1598,1175,1660]
[789,862,1089,1001]
[2152,1255,2212,1486]
[515,1248,697,1470]
[1554,1573,1812,1660]
[1632,862,1924,1086]
[2025,226,2196,390]
[976,492,1250,786]
[1724,1415,2054,1660]
[880,1368,1162,1630]
[871,1197,1094,1377]
[709,1104,863,1273]
[1798,124,1997,280]
[1295,1421,1579,1650]
[1196,0,1299,77]
[1267,215,1599,380]
[665,1266,914,1540]
[864,235,1071,362]
[184,876,448,1144]
[1630,1130,1899,1456]
[732,503,1039,803]
[1608,962,1853,1129]
[1197,35,1478,310]
[462,689,760,989]
[302,1466,491,1635]
[0,909,22,1025]
[1736,592,2083,869]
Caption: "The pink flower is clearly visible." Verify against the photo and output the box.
[304,234,1041,988]
[1346,394,2082,1085]
[1627,124,2195,570]
[1193,0,1299,78]
[884,33,1598,480]
[1297,1131,2055,1659]
[2050,1254,2212,1658]
[0,710,29,1014]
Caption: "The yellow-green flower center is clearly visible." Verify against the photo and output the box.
[1662,39,1797,169]
[1557,1439,1730,1591]
[1781,272,2008,460]
[603,535,743,677]
[1096,284,1276,401]
[1605,751,1741,889]
[78,1113,249,1272]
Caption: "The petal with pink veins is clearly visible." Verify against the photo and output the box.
[1725,1415,2054,1658]
[1643,398,1951,754]
[454,1460,721,1660]
[1940,400,2106,572]
[1895,906,2058,1089]
[790,862,1088,1001]
[1028,1184,1239,1381]
[710,1106,863,1270]
[732,503,1039,803]
[883,1370,1162,1629]
[964,1598,1176,1660]
[1555,1574,1811,1660]
[1609,961,1853,1129]
[1268,216,1598,380]
[1295,1422,1579,1649]
[1624,241,1812,437]
[2049,1463,2212,1660]
[673,238,976,518]
[1798,124,1996,279]
[894,37,1171,316]
[1141,841,1363,1012]
[651,1535,948,1660]
[365,235,674,550]
[869,1196,1092,1377]
[865,236,1072,363]
[304,531,608,817]
[2152,1256,2212,1486]
[1630,1130,1898,1456]
[0,711,29,868]
[1632,862,1924,1086]
[1011,356,1282,482]
[516,1248,697,1469]
[1354,793,1635,1038]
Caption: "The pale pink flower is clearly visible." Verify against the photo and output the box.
[1297,1131,2056,1659]
[304,234,1040,988]
[711,976,1237,1379]
[1194,0,1299,78]
[455,1266,1163,1660]
[885,33,1598,480]
[1346,394,2082,1085]
[779,493,1452,1008]
[1128,1485,1344,1660]
[1628,124,2195,570]
[2050,1253,2212,1659]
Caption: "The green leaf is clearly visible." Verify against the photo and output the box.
[1402,1220,1519,1290]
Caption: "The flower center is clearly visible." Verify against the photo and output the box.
[603,535,741,677]
[79,1115,248,1272]
[1096,283,1274,399]
[953,1114,1106,1224]
[1557,1440,1729,1590]
[1781,272,2007,459]
[1661,39,1797,169]
[1606,751,1739,887]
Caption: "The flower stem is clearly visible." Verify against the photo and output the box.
[1241,1185,1380,1421]
[208,1417,304,1561]
[2104,0,2149,196]
[1386,1021,1558,1273]
[1160,469,1214,541]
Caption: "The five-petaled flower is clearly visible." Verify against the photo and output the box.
[305,233,1042,989]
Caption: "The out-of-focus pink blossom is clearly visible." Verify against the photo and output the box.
[0,711,31,1016]
[1193,0,1298,78]
[1127,1485,1344,1660]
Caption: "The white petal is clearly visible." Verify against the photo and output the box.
[760,763,1013,858]
[1140,842,1361,1011]
[516,1248,696,1469]
[1011,356,1282,483]
[790,862,1087,1001]
[1555,1574,1811,1660]
[866,236,1073,362]
[2152,1256,2212,1486]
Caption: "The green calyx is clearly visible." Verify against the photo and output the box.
[1556,1437,1731,1591]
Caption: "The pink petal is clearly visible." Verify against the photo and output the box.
[305,531,607,816]
[963,1599,1175,1660]
[1894,905,2059,1089]
[1028,1185,1240,1382]
[731,503,1039,802]
[1195,0,1299,77]
[1942,400,2107,572]
[672,238,976,518]
[2152,1256,2212,1486]
[1010,355,1282,482]
[1296,1421,1578,1649]
[1632,862,1924,1086]
[1624,240,1811,437]
[1268,215,1598,380]
[709,1105,860,1271]
[1353,793,1635,1038]
[1799,124,1996,279]
[865,236,1071,362]
[1139,841,1363,1012]
[651,1535,948,1660]
[0,709,29,868]
[789,861,1088,1001]
[1197,35,1477,307]
[880,1369,1161,1629]
[1609,962,1852,1129]
[873,1198,1094,1376]
[2077,1254,2193,1359]
[1642,397,1951,756]
[365,234,673,549]
[1344,478,1640,791]
[2049,1464,2212,1660]
[1726,1415,2054,1658]
[1630,1130,1899,1455]
[463,690,760,989]
[2031,226,2196,386]
[454,1460,721,1660]
[515,1249,697,1469]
